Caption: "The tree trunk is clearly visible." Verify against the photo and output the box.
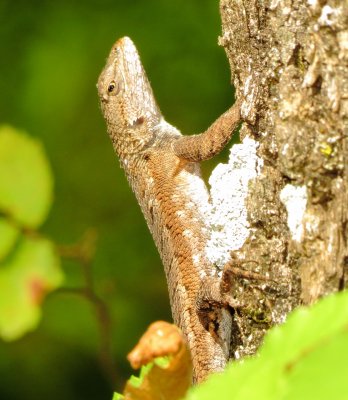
[214,0,348,360]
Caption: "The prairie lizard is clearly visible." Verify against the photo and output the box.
[97,37,242,382]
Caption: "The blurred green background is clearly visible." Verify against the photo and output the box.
[0,0,235,398]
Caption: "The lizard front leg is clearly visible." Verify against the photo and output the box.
[173,99,242,162]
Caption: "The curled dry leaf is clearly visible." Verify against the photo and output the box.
[122,321,192,400]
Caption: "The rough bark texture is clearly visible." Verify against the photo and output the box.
[219,0,348,361]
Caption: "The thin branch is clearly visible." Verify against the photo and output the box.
[55,229,119,389]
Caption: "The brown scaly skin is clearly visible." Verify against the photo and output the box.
[97,37,241,382]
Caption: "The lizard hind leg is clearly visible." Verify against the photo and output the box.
[195,276,238,347]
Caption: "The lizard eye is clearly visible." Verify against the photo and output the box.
[108,81,116,93]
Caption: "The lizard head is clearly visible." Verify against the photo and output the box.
[97,37,162,152]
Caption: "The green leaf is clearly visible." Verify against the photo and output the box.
[284,328,348,400]
[129,363,153,389]
[0,236,64,341]
[0,217,19,261]
[185,290,348,400]
[0,125,53,228]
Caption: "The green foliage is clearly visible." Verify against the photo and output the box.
[0,236,63,341]
[129,363,153,389]
[185,290,348,400]
[0,126,63,341]
[0,125,53,228]
[0,217,19,261]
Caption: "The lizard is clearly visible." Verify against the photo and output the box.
[97,36,242,383]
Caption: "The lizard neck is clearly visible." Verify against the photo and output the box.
[107,118,181,162]
[107,122,155,157]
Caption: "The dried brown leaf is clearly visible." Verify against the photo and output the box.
[122,321,192,400]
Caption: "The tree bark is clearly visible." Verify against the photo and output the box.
[216,0,348,360]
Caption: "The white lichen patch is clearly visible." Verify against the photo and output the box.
[307,0,318,7]
[205,137,263,268]
[280,184,307,242]
[318,5,339,27]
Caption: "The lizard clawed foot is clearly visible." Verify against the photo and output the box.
[219,254,276,325]
[220,255,275,295]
